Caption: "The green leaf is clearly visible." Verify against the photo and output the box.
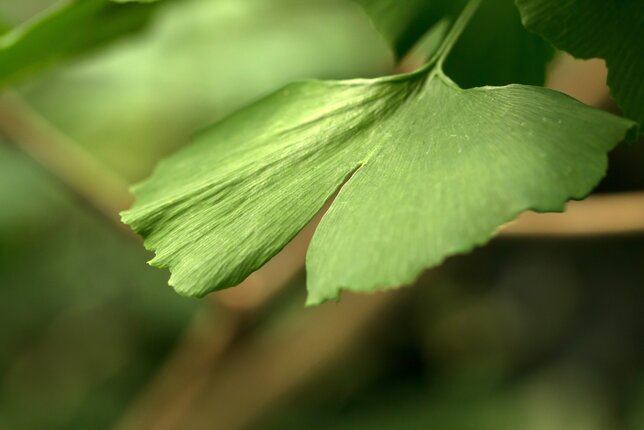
[304,79,629,304]
[515,0,644,127]
[122,0,634,304]
[0,0,159,87]
[356,0,553,87]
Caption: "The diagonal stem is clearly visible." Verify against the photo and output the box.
[432,0,482,71]
[0,91,134,232]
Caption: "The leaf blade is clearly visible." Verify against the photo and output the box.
[122,76,419,297]
[306,75,633,304]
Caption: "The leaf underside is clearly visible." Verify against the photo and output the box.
[122,67,633,304]
[515,0,644,128]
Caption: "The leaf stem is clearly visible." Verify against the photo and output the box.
[430,0,482,72]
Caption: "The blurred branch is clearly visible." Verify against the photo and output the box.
[502,192,644,237]
[164,290,404,430]
[0,92,133,232]
[113,219,316,430]
[113,302,241,430]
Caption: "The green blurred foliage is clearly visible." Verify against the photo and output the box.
[15,0,391,180]
[0,0,56,25]
[0,0,160,87]
[0,144,197,430]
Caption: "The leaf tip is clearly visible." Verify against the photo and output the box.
[305,289,341,307]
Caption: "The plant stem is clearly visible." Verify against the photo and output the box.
[0,91,133,232]
[173,290,404,430]
[433,0,482,71]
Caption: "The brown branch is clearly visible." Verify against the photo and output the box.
[177,289,404,430]
[0,92,133,232]
[113,218,316,430]
[112,302,240,430]
[501,192,644,237]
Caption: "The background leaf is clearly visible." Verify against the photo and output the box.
[515,0,644,127]
[15,0,390,181]
[0,0,159,87]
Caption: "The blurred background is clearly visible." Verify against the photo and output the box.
[0,0,642,429]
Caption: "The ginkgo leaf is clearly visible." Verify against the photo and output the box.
[0,0,159,86]
[515,0,644,127]
[122,0,634,304]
